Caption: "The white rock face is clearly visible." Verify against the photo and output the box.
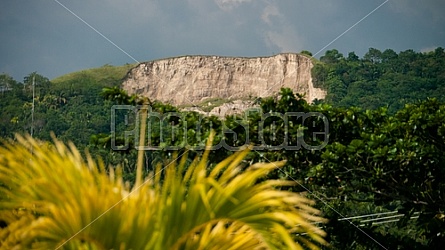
[122,53,326,110]
[182,100,258,117]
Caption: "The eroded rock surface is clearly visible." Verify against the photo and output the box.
[122,53,326,114]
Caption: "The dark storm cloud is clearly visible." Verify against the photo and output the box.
[0,0,444,81]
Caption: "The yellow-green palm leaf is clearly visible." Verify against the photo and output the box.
[0,135,326,249]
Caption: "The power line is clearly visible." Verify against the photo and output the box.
[338,211,399,221]
[361,214,410,223]
[298,211,420,236]
[321,210,420,227]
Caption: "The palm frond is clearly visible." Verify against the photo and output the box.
[0,134,326,249]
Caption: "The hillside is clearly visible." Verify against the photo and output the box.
[1,48,444,145]
[313,47,445,112]
[52,63,136,85]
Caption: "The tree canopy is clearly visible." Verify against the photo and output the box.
[313,47,445,112]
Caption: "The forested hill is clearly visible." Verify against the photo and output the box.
[0,64,134,146]
[312,47,445,112]
[1,48,445,147]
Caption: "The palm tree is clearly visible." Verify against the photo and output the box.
[0,133,327,249]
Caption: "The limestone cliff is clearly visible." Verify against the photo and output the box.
[122,53,326,113]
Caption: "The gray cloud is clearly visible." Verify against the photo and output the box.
[214,0,254,11]
[0,0,444,81]
[260,3,304,52]
[261,4,280,25]
[389,0,445,21]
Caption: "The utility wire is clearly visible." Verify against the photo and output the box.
[299,211,420,236]
[314,211,420,227]
[338,211,399,221]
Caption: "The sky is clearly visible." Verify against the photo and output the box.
[1,0,444,81]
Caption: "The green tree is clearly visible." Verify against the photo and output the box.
[308,99,445,248]
[300,50,313,56]
[363,48,382,64]
[320,49,344,64]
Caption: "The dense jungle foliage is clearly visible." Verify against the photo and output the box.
[0,48,444,249]
[312,47,445,112]
[95,87,444,249]
[0,64,134,146]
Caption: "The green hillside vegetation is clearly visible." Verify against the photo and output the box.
[313,47,445,112]
[0,70,119,147]
[51,63,136,85]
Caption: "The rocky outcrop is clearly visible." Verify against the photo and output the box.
[182,100,258,117]
[122,53,326,113]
